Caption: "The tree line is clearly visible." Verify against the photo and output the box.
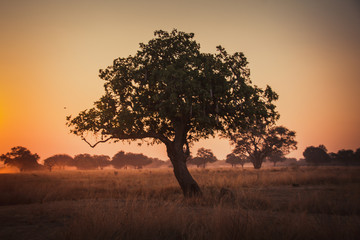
[303,145,360,166]
[0,146,165,172]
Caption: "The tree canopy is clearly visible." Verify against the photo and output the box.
[187,148,217,168]
[0,146,42,172]
[112,151,152,169]
[67,29,279,196]
[231,125,297,169]
[73,154,111,170]
[44,154,73,171]
[303,145,330,165]
[225,153,249,168]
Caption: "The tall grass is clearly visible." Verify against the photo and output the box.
[0,166,359,239]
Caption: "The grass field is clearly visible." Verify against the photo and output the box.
[0,166,359,240]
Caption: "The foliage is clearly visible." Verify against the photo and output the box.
[112,151,152,169]
[73,154,110,170]
[0,146,42,171]
[44,154,73,171]
[303,145,330,165]
[329,148,360,166]
[187,148,217,168]
[93,155,111,170]
[66,29,279,196]
[231,125,297,169]
[225,153,249,168]
[267,150,286,166]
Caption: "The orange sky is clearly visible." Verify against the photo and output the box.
[1,0,359,162]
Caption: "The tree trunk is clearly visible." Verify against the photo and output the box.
[171,157,202,197]
[252,158,263,169]
[166,143,202,197]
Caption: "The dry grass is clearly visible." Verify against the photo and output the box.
[0,166,359,239]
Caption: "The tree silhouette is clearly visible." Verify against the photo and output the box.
[231,125,297,169]
[0,146,42,172]
[332,149,358,166]
[73,154,98,170]
[112,151,152,169]
[187,148,217,168]
[67,29,278,197]
[303,145,330,165]
[267,150,286,167]
[225,153,249,168]
[92,155,111,170]
[112,151,127,169]
[43,154,73,171]
[356,148,360,161]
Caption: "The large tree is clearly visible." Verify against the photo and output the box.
[67,29,278,196]
[0,146,42,172]
[231,125,297,169]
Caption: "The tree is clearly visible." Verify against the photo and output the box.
[43,154,73,171]
[73,154,98,170]
[267,150,286,167]
[112,151,128,169]
[67,29,278,197]
[303,145,330,165]
[123,152,152,169]
[0,146,42,171]
[92,155,111,170]
[231,125,297,169]
[187,148,217,168]
[336,149,356,165]
[225,153,249,168]
[112,151,152,169]
[356,148,360,161]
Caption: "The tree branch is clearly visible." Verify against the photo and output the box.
[81,137,114,148]
[81,131,171,149]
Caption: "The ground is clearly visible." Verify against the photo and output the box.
[0,166,359,240]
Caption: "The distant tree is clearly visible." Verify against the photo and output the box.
[112,151,152,169]
[112,151,127,169]
[66,29,278,197]
[356,148,360,161]
[267,150,286,167]
[44,158,55,172]
[231,126,297,169]
[328,152,338,162]
[225,153,249,168]
[336,149,356,165]
[303,145,330,165]
[318,144,328,153]
[0,146,42,171]
[187,148,217,168]
[43,154,73,171]
[92,155,111,170]
[125,152,152,169]
[73,154,98,170]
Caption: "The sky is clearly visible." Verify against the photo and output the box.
[1,0,359,162]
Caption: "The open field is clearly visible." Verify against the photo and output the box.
[0,166,359,240]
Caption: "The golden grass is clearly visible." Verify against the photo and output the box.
[0,166,359,239]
